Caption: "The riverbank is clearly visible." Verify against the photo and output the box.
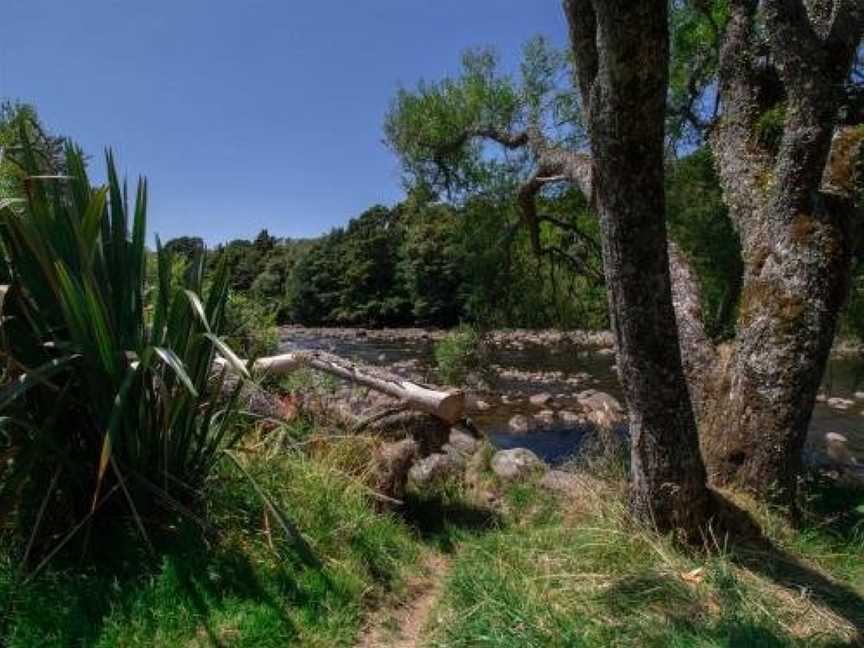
[277,326,864,483]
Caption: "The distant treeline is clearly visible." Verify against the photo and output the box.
[174,186,610,330]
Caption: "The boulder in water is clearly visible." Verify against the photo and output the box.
[577,390,624,421]
[558,410,586,425]
[827,397,854,410]
[529,392,554,406]
[534,410,557,425]
[508,414,532,433]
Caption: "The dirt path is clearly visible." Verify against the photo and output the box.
[356,553,451,648]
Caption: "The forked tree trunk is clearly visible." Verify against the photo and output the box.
[674,0,864,506]
[565,0,714,535]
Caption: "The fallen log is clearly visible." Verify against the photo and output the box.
[218,351,465,424]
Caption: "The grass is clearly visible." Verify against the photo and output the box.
[2,427,862,647]
[0,438,422,647]
[424,462,864,648]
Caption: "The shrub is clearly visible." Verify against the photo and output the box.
[434,324,494,387]
[0,138,248,564]
[223,290,279,359]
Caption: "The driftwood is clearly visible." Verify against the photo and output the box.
[219,351,465,425]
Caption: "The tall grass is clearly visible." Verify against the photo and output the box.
[0,135,248,564]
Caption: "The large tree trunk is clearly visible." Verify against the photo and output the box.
[678,0,864,507]
[565,0,714,535]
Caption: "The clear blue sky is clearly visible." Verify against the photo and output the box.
[2,1,567,244]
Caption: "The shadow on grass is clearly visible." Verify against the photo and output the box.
[166,541,301,647]
[715,493,864,644]
[1,522,310,646]
[399,494,502,553]
[602,572,798,647]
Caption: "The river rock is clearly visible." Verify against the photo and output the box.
[491,448,546,481]
[409,453,455,486]
[534,410,556,424]
[508,414,532,433]
[825,432,857,464]
[827,397,855,410]
[372,439,418,502]
[466,394,493,413]
[442,443,467,469]
[367,411,450,455]
[529,392,554,406]
[539,470,581,495]
[448,427,480,455]
[577,390,624,418]
[816,392,828,402]
[237,382,287,420]
[558,410,586,425]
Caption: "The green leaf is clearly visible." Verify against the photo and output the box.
[183,289,211,333]
[153,346,198,396]
[0,355,78,411]
[204,332,250,379]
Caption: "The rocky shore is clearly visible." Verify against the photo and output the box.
[265,326,864,492]
[279,325,617,349]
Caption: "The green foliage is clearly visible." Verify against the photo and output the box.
[457,191,606,329]
[385,39,579,197]
[384,40,610,331]
[287,205,413,327]
[755,103,787,154]
[284,189,605,330]
[385,48,522,194]
[397,190,464,325]
[434,324,493,387]
[0,102,65,203]
[162,235,204,259]
[667,1,729,148]
[0,139,247,561]
[209,233,313,321]
[667,147,742,339]
[223,290,279,358]
[0,450,421,646]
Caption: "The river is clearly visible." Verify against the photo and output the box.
[279,327,864,467]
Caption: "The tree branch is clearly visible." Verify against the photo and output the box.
[562,0,598,116]
[827,0,864,56]
[668,242,717,417]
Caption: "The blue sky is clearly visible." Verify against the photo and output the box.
[2,1,566,244]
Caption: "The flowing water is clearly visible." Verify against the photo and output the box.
[279,329,864,466]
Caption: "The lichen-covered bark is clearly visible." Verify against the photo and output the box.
[469,0,863,514]
[565,0,714,535]
[699,0,864,505]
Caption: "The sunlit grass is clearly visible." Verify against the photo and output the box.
[425,463,864,647]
